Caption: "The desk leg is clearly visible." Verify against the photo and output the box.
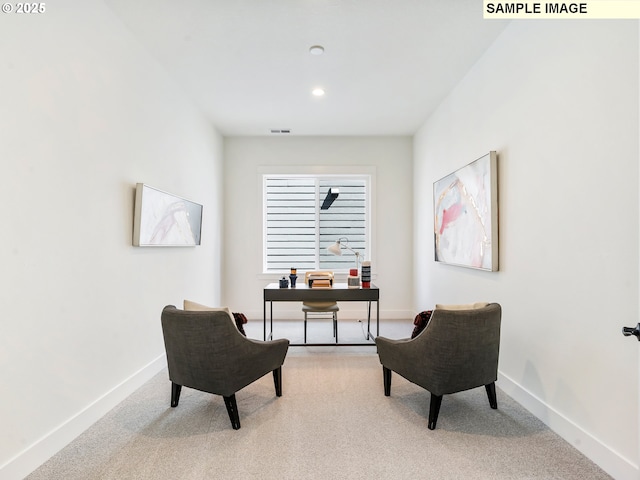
[366,301,372,340]
[263,300,274,341]
[377,300,380,337]
[269,301,273,341]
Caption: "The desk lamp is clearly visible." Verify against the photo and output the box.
[327,237,360,270]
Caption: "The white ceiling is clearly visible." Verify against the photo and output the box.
[104,0,509,136]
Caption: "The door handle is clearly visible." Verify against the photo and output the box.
[622,323,640,340]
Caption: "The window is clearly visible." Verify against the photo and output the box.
[264,174,370,273]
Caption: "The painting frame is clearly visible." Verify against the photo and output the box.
[433,151,498,271]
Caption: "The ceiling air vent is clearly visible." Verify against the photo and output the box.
[270,129,291,134]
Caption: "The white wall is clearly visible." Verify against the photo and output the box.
[414,21,639,479]
[0,2,224,478]
[223,136,413,321]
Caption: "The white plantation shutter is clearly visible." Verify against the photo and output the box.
[265,177,317,271]
[319,179,366,270]
[265,175,368,273]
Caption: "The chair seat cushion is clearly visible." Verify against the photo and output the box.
[302,302,339,311]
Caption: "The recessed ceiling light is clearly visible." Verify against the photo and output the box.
[309,45,324,55]
[312,88,325,97]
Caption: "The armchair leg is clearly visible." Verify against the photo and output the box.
[428,394,443,430]
[170,382,182,407]
[485,382,498,409]
[223,394,241,430]
[304,312,308,343]
[383,367,391,396]
[273,367,283,397]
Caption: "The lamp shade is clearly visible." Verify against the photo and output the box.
[327,242,342,256]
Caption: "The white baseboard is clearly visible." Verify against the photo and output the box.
[0,354,166,480]
[498,371,638,480]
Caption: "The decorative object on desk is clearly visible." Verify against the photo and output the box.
[279,276,289,288]
[327,237,361,269]
[361,261,371,288]
[348,268,360,288]
[433,151,499,271]
[289,274,297,287]
[307,271,334,287]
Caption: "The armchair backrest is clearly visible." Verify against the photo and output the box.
[411,303,502,395]
[160,305,252,396]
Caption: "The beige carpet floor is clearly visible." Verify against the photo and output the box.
[27,319,611,479]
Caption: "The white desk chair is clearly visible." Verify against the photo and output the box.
[303,271,339,343]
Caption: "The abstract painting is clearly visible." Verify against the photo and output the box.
[433,151,498,271]
[133,183,203,246]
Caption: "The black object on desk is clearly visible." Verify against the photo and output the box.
[263,283,379,346]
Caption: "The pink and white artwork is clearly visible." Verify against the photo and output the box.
[133,184,203,247]
[433,152,498,271]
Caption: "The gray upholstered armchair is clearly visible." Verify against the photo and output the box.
[375,303,502,430]
[161,305,290,430]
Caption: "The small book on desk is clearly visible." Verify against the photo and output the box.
[310,278,332,288]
